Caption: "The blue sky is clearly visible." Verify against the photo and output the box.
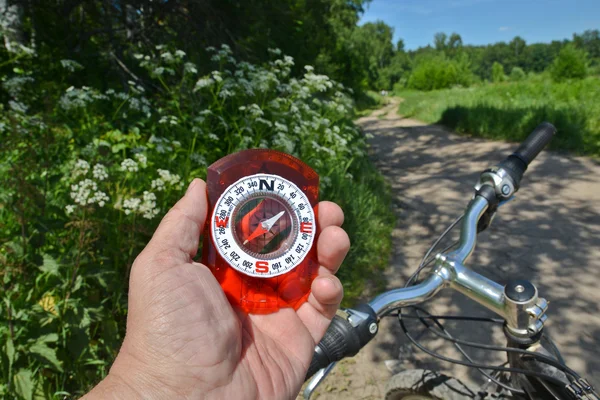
[360,0,600,50]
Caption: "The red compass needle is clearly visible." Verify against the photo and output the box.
[243,210,285,245]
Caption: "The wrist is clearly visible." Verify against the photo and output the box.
[83,352,182,400]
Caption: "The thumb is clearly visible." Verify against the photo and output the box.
[143,178,208,264]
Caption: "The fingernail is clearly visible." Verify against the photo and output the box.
[186,179,198,195]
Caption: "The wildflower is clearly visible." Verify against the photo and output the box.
[123,197,141,215]
[161,52,174,62]
[120,158,138,172]
[304,65,314,72]
[9,101,28,113]
[274,122,288,132]
[211,71,223,82]
[255,118,273,128]
[157,169,181,185]
[134,153,148,168]
[65,205,75,215]
[70,179,109,207]
[208,133,219,141]
[140,191,160,219]
[175,50,186,58]
[184,62,198,74]
[195,78,214,90]
[73,159,90,179]
[248,104,264,118]
[191,153,207,165]
[218,89,234,98]
[38,294,57,315]
[92,164,108,181]
[2,76,34,97]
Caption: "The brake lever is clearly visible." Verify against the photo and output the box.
[303,361,337,399]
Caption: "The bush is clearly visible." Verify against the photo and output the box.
[491,61,505,82]
[407,54,472,91]
[510,66,526,81]
[550,44,588,81]
[0,44,394,398]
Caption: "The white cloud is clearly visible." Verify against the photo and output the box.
[499,26,512,31]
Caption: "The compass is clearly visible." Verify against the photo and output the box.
[202,149,320,314]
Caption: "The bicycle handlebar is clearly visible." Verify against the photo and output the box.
[499,122,556,189]
[304,122,557,390]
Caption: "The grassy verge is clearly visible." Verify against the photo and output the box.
[396,77,600,156]
[355,90,389,117]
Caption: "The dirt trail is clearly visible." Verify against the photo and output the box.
[302,99,600,399]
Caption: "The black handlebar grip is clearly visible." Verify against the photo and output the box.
[499,122,556,189]
[513,122,556,166]
[305,304,378,381]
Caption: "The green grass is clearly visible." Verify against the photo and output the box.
[354,90,389,117]
[396,77,600,156]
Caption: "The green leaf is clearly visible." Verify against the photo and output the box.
[38,254,59,275]
[29,342,63,372]
[6,336,15,367]
[13,369,34,400]
[36,333,58,344]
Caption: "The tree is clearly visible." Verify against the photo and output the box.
[509,36,527,59]
[492,61,505,82]
[350,20,395,88]
[434,32,448,52]
[509,66,526,81]
[573,29,600,64]
[550,44,588,81]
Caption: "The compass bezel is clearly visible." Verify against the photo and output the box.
[210,173,316,278]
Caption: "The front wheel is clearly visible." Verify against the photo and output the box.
[385,369,476,400]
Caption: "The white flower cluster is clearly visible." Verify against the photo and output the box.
[120,158,138,172]
[59,86,108,111]
[73,159,90,179]
[134,153,147,168]
[92,163,108,181]
[159,115,179,125]
[2,76,34,97]
[70,179,109,207]
[151,169,181,191]
[149,135,180,153]
[121,191,159,219]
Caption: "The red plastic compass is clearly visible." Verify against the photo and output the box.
[202,149,320,314]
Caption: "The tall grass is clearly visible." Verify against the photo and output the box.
[396,77,600,156]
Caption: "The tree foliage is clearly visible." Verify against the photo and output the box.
[550,44,588,82]
[492,61,505,82]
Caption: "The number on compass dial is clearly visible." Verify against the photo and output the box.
[211,173,316,277]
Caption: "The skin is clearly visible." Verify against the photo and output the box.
[83,178,350,400]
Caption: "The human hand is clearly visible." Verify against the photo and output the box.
[84,179,350,399]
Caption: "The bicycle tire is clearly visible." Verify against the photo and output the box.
[384,369,477,400]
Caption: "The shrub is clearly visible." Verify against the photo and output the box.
[491,61,505,82]
[550,44,588,81]
[510,66,526,81]
[0,44,393,398]
[407,54,472,91]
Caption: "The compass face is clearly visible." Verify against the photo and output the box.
[211,173,316,277]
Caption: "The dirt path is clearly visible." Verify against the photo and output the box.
[303,99,600,399]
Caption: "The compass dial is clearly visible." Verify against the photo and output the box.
[211,173,316,277]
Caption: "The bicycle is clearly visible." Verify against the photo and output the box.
[303,122,598,400]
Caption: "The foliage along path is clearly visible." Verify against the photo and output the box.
[301,98,600,399]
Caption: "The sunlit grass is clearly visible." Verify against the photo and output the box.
[396,76,600,156]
